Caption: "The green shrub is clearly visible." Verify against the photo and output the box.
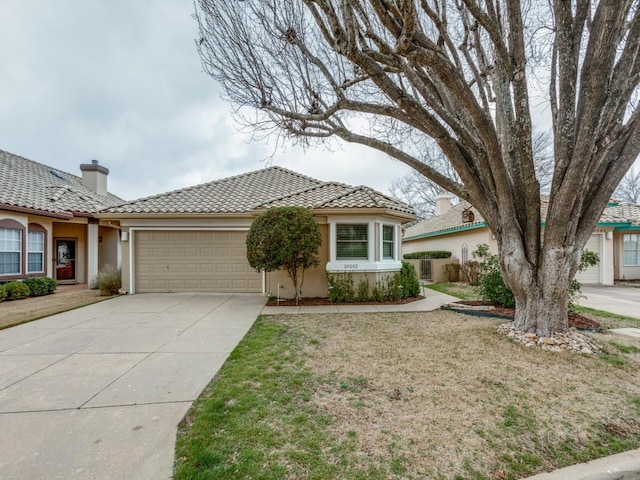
[0,284,6,302]
[399,262,421,297]
[477,267,516,307]
[44,277,58,294]
[371,280,386,302]
[403,250,452,260]
[22,277,56,296]
[96,265,122,296]
[328,273,355,303]
[4,281,31,300]
[355,277,371,303]
[385,274,404,301]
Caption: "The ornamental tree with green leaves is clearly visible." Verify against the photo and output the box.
[246,206,322,303]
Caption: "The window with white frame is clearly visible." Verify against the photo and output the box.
[382,225,394,259]
[623,234,640,266]
[336,224,368,259]
[28,231,45,273]
[0,228,22,275]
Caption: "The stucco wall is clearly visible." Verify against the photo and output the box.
[98,226,119,272]
[403,227,497,261]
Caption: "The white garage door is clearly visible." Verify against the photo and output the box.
[575,234,602,284]
[134,230,262,293]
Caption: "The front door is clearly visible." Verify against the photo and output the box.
[56,239,76,282]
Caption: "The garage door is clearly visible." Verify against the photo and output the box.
[134,230,262,293]
[575,234,602,284]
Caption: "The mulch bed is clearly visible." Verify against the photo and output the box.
[265,296,424,307]
[449,300,601,330]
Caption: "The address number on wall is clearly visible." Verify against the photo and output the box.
[343,264,359,270]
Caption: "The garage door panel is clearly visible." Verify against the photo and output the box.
[134,230,261,293]
[216,264,230,273]
[575,235,601,284]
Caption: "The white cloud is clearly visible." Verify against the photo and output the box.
[0,0,430,205]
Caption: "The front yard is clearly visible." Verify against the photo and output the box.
[174,311,640,480]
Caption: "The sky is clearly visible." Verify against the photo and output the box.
[0,1,413,202]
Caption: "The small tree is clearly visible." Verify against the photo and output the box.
[246,206,322,303]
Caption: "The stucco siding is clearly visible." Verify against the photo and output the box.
[403,227,496,260]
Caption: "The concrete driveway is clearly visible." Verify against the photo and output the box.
[0,293,266,480]
[577,285,640,319]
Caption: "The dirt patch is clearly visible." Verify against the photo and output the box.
[447,300,602,330]
[0,287,111,329]
[265,296,424,306]
[269,312,640,478]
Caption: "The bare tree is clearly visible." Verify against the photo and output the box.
[615,167,640,203]
[392,130,553,217]
[390,169,452,218]
[389,142,459,218]
[195,1,640,335]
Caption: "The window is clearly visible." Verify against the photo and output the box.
[382,225,394,259]
[623,234,640,266]
[28,231,45,273]
[0,228,22,275]
[336,224,368,259]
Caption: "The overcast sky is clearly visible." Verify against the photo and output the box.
[0,1,415,201]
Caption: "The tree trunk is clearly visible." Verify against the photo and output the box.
[500,238,578,336]
[512,284,570,336]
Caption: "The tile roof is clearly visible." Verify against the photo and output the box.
[256,182,415,215]
[599,202,640,226]
[0,149,124,219]
[103,167,416,217]
[103,166,322,214]
[403,202,485,240]
[404,197,640,241]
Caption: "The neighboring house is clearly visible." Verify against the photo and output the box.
[99,166,415,297]
[402,194,640,285]
[0,150,123,285]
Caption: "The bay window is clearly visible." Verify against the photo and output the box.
[382,225,395,260]
[336,224,368,260]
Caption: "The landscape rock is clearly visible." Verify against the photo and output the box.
[496,323,601,354]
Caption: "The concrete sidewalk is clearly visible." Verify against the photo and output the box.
[524,449,640,479]
[261,288,460,315]
[0,293,266,480]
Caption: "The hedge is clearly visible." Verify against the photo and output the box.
[403,250,452,259]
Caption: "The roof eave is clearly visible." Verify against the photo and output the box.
[249,206,416,220]
[0,203,74,220]
[96,211,256,219]
[403,222,489,241]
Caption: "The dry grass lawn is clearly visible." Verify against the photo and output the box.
[273,311,640,478]
[0,288,107,329]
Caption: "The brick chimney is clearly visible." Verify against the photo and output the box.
[434,193,454,216]
[80,160,109,196]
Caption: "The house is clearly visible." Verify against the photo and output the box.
[98,166,416,297]
[0,150,123,285]
[402,193,640,285]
